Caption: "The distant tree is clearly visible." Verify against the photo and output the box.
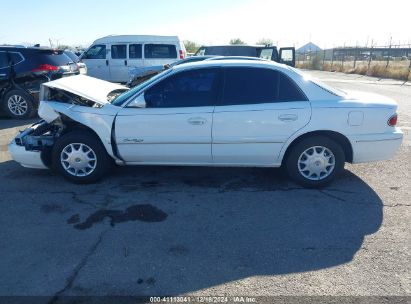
[184,40,199,54]
[256,38,273,46]
[229,38,246,45]
[56,44,71,50]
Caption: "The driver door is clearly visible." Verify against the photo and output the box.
[80,44,110,80]
[114,68,221,164]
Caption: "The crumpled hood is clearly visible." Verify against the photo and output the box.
[42,75,128,105]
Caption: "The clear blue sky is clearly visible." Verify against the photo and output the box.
[0,0,248,46]
[1,0,410,48]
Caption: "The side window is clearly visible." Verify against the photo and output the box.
[9,52,24,65]
[222,67,279,105]
[83,45,106,59]
[144,68,220,108]
[129,44,142,59]
[278,73,307,101]
[222,68,307,106]
[0,52,9,69]
[111,44,127,59]
[259,48,274,60]
[144,44,177,59]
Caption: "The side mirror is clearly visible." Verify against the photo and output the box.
[130,93,146,108]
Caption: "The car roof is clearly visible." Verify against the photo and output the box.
[172,58,287,71]
[0,46,61,52]
[206,56,269,61]
[93,35,180,44]
[200,44,275,48]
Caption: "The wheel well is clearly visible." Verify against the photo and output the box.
[41,118,109,167]
[61,120,100,139]
[282,131,353,164]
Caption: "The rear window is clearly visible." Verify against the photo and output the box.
[33,51,73,66]
[289,67,346,97]
[144,44,177,59]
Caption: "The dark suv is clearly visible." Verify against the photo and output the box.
[0,46,79,118]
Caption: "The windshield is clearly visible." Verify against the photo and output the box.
[111,69,173,106]
[288,67,346,97]
[64,51,79,63]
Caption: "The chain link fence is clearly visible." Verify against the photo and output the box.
[296,44,411,81]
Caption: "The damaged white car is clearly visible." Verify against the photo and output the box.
[8,60,403,187]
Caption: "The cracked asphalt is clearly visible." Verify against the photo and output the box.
[0,71,410,300]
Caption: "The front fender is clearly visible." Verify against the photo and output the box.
[38,101,118,159]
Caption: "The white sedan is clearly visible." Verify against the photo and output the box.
[8,60,403,187]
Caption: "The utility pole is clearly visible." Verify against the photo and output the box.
[386,36,392,69]
[368,39,374,73]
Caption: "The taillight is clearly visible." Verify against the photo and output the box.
[388,114,398,127]
[32,64,59,72]
[179,50,186,59]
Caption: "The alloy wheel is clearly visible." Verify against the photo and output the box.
[7,95,28,116]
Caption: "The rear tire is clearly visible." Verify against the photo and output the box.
[52,131,112,184]
[3,89,36,119]
[285,136,345,188]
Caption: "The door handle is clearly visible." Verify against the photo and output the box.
[106,59,109,66]
[125,60,128,66]
[188,117,206,125]
[278,114,298,121]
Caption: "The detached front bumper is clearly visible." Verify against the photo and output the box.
[8,141,48,169]
[350,128,403,163]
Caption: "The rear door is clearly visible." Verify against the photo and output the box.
[212,67,310,165]
[109,44,129,82]
[279,47,296,67]
[127,43,144,70]
[81,44,110,80]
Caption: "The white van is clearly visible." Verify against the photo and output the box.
[80,35,186,83]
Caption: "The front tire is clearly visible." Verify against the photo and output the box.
[3,89,36,119]
[52,131,111,184]
[285,136,345,188]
